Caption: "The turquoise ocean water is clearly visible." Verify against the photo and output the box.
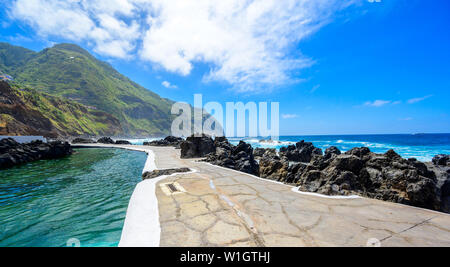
[129,134,450,162]
[228,134,450,162]
[0,148,146,247]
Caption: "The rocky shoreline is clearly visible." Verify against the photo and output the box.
[0,138,72,169]
[72,137,132,145]
[154,135,449,214]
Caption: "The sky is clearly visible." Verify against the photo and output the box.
[1,0,449,135]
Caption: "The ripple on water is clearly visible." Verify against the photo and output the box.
[0,148,146,247]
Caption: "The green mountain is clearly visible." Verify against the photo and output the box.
[0,42,174,136]
[0,81,122,137]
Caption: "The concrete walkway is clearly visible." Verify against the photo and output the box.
[76,144,450,247]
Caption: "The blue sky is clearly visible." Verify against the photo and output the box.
[1,0,449,135]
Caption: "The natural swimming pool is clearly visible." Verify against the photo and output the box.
[0,148,146,247]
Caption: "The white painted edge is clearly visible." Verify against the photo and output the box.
[118,145,197,247]
[290,187,361,199]
[201,162,361,200]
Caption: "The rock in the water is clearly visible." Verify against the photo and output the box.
[0,138,72,169]
[115,140,132,145]
[142,168,191,180]
[180,135,215,158]
[72,138,96,144]
[97,137,115,144]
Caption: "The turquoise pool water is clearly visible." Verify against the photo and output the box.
[0,148,146,247]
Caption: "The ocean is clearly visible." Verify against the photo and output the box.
[229,134,450,162]
[128,133,450,162]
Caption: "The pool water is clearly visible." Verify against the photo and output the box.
[0,148,146,247]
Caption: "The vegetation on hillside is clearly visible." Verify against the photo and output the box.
[0,81,122,137]
[0,42,175,136]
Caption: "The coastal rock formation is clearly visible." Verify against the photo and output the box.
[144,136,184,148]
[72,138,96,144]
[199,137,449,213]
[115,140,132,145]
[97,137,115,144]
[253,148,277,160]
[293,148,440,211]
[428,154,450,213]
[280,141,323,163]
[180,135,215,158]
[142,168,191,180]
[433,154,450,167]
[259,154,289,181]
[204,138,259,176]
[0,138,72,169]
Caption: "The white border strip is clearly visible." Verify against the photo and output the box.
[291,187,360,199]
[119,147,197,247]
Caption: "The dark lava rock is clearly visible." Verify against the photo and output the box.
[144,136,184,148]
[253,148,277,160]
[115,140,132,145]
[433,154,450,167]
[441,179,450,213]
[0,138,72,169]
[426,161,450,213]
[203,139,259,176]
[179,135,449,213]
[180,134,215,158]
[259,154,289,182]
[72,138,96,144]
[279,140,323,163]
[294,147,441,211]
[97,137,115,144]
[142,168,191,180]
[324,146,341,160]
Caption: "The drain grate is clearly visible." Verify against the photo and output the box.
[160,182,186,196]
[167,183,179,193]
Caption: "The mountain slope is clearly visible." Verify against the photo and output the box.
[0,43,36,74]
[0,81,123,137]
[0,43,174,136]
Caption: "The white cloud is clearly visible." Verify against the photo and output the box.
[162,81,177,89]
[364,100,392,107]
[9,0,141,59]
[282,114,299,119]
[8,0,360,91]
[408,95,433,104]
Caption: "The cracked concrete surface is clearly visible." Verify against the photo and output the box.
[77,144,450,247]
[148,146,450,247]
